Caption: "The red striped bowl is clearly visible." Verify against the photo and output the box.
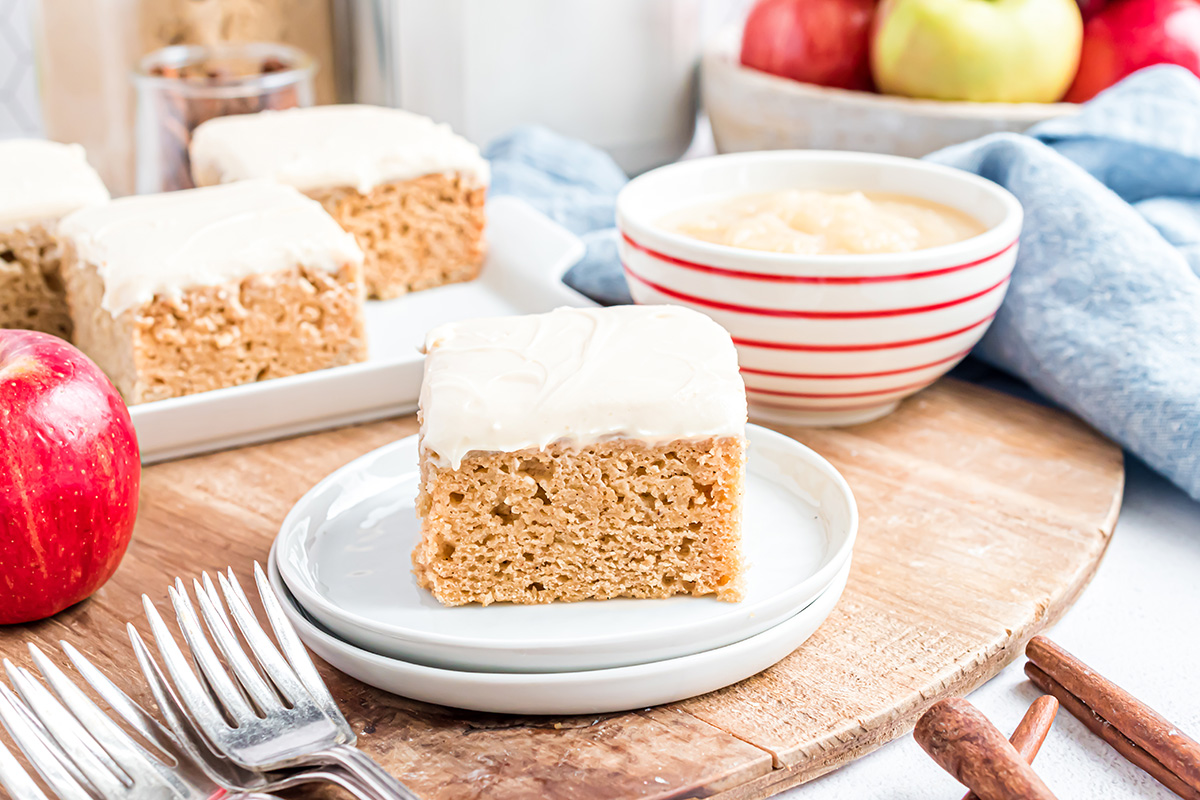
[616,151,1023,426]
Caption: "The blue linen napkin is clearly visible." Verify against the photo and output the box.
[484,65,1200,501]
[485,127,632,305]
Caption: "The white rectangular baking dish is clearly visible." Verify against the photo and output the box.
[129,197,592,463]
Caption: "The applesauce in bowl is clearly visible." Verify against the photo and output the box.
[615,150,1023,427]
[662,190,986,256]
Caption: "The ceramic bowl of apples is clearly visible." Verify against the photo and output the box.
[705,0,1200,158]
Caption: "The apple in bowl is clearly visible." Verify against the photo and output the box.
[0,330,139,624]
[871,0,1084,103]
[740,0,877,91]
[1068,0,1200,102]
[719,0,1080,161]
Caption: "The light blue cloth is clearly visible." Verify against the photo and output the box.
[484,65,1200,501]
[485,127,631,305]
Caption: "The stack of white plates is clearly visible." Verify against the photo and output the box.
[269,424,858,715]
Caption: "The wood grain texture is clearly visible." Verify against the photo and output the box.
[0,379,1123,800]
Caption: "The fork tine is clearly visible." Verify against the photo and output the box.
[0,677,92,795]
[192,574,281,715]
[65,637,241,792]
[168,580,257,725]
[126,626,204,748]
[248,563,352,734]
[0,678,118,800]
[198,571,235,634]
[0,689,92,800]
[3,661,128,797]
[141,594,233,740]
[58,641,178,758]
[0,737,51,800]
[26,645,196,798]
[214,570,307,708]
[127,625,248,790]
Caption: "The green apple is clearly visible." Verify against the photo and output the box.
[871,0,1083,102]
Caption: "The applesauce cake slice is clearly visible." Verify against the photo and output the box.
[58,180,367,404]
[414,305,748,606]
[0,140,109,339]
[190,104,488,299]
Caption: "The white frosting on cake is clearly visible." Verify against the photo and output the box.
[58,180,364,316]
[0,140,109,227]
[190,105,491,194]
[419,305,748,469]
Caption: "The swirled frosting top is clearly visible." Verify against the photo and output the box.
[190,105,490,194]
[58,180,363,316]
[419,305,747,469]
[0,140,109,227]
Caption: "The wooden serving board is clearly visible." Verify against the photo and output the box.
[0,378,1124,800]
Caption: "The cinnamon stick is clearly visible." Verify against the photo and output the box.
[1026,663,1200,800]
[962,695,1059,800]
[915,698,1059,800]
[1027,636,1200,795]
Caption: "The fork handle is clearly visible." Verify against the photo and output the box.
[250,765,411,800]
[300,744,421,800]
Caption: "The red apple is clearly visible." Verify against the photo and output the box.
[0,330,139,624]
[1067,0,1200,102]
[740,0,877,91]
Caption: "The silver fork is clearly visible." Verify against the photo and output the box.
[0,652,276,800]
[139,563,417,800]
[0,691,90,800]
[58,641,398,800]
[0,737,52,800]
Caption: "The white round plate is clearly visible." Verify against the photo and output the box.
[269,547,851,715]
[276,424,857,673]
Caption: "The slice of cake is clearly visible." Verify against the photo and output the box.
[58,180,367,404]
[189,104,489,300]
[0,140,109,339]
[414,305,748,606]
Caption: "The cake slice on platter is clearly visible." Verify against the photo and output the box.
[59,180,367,404]
[190,104,489,300]
[0,140,109,340]
[414,304,748,606]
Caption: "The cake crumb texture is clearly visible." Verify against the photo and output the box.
[0,224,72,339]
[65,247,367,404]
[309,173,486,299]
[414,436,745,606]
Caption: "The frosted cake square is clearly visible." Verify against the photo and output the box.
[58,180,367,404]
[190,104,488,300]
[414,305,748,606]
[0,140,109,339]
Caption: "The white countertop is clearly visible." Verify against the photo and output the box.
[782,456,1200,798]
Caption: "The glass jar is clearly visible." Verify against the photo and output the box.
[35,0,336,196]
[132,42,314,193]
